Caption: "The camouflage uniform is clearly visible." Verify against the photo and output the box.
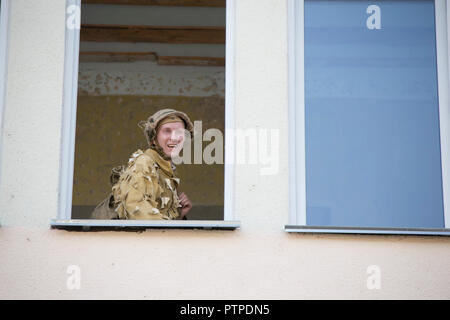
[91,109,194,220]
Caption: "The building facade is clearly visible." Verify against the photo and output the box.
[0,0,449,299]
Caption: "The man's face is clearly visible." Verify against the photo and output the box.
[156,121,186,158]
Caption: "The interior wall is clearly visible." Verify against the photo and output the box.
[81,3,226,27]
[78,62,225,96]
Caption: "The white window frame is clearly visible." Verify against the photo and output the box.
[286,0,450,236]
[52,0,239,230]
[0,0,10,187]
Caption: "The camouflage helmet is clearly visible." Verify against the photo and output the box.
[138,108,194,147]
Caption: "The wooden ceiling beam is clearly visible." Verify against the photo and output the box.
[79,51,158,62]
[80,24,225,44]
[82,0,226,7]
[158,55,224,66]
[79,51,225,66]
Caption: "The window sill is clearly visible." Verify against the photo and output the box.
[285,225,450,236]
[50,219,240,231]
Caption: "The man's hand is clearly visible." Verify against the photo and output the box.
[178,192,192,218]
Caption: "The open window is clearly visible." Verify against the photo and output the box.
[52,0,238,230]
[287,0,450,236]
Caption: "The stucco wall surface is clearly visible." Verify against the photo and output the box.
[0,0,450,299]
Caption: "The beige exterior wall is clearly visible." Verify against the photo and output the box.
[0,0,449,299]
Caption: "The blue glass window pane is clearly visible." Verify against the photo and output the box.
[304,0,444,228]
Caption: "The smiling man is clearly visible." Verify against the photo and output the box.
[91,109,194,220]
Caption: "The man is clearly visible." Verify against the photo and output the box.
[91,108,193,220]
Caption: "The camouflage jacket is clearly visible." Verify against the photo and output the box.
[91,148,182,220]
